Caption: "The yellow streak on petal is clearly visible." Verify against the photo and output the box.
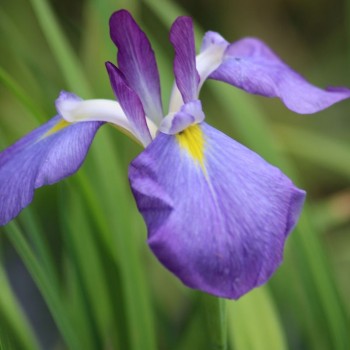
[43,119,146,147]
[176,124,206,171]
[44,119,71,137]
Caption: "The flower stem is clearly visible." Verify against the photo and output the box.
[202,294,227,350]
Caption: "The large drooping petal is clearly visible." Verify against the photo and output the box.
[0,104,102,226]
[129,122,305,299]
[170,16,199,103]
[109,10,163,124]
[106,62,152,147]
[199,36,350,113]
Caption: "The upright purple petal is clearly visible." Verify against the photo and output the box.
[170,17,200,103]
[0,104,102,226]
[106,62,152,147]
[109,10,163,124]
[209,37,350,113]
[129,122,305,299]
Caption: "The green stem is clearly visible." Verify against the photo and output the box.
[202,294,227,350]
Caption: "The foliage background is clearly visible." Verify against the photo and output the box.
[0,0,349,349]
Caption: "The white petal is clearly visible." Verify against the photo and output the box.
[168,85,184,114]
[56,97,158,141]
[196,42,227,89]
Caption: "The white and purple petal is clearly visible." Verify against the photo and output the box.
[129,122,305,299]
[106,62,152,147]
[168,30,226,112]
[200,31,229,52]
[196,31,228,88]
[109,10,163,124]
[170,16,200,103]
[203,36,350,113]
[56,91,127,126]
[159,100,205,134]
[0,96,102,226]
[56,91,158,142]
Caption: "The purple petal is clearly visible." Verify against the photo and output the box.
[106,62,152,146]
[170,17,200,103]
[159,100,205,134]
[109,10,163,124]
[0,113,102,226]
[209,37,350,113]
[129,122,305,299]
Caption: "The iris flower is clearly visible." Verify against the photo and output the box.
[1,10,349,299]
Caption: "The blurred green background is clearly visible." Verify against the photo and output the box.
[0,0,350,349]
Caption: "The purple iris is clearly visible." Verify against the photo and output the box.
[1,10,349,299]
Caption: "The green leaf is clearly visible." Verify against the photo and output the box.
[0,264,40,350]
[4,222,81,350]
[28,0,92,97]
[227,287,287,350]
